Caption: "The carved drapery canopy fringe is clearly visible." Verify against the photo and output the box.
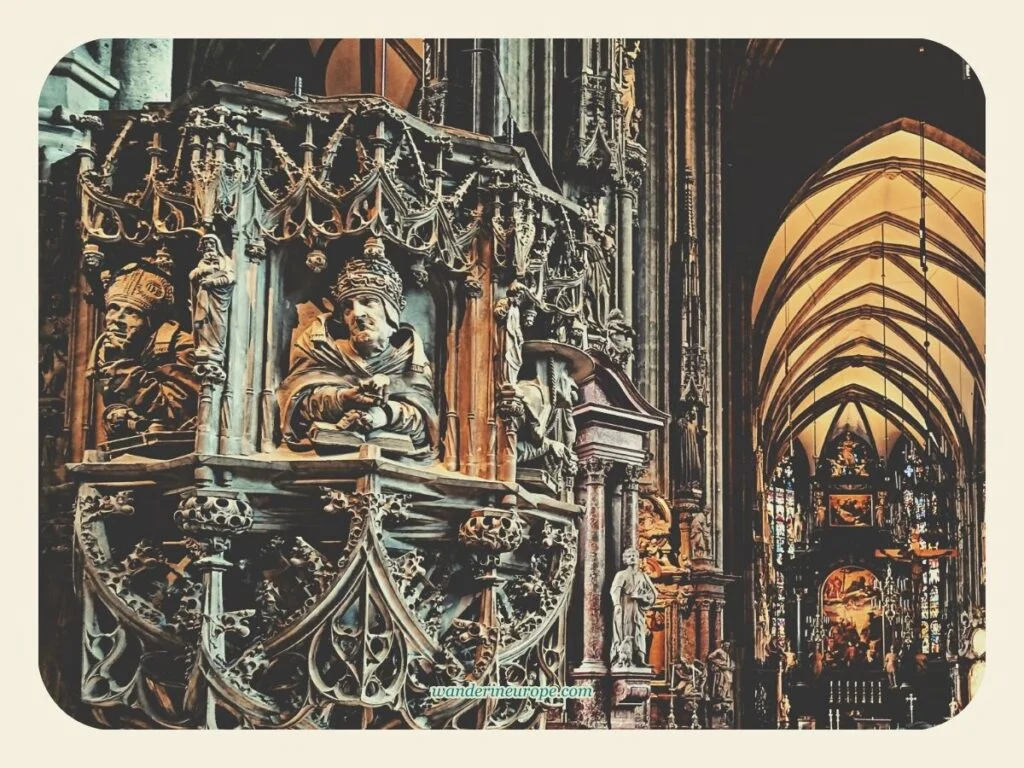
[76,82,602,342]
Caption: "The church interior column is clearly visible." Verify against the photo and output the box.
[621,463,645,554]
[575,457,613,674]
[615,183,636,329]
[111,39,173,110]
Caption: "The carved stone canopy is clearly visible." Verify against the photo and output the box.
[76,81,603,353]
[573,348,668,468]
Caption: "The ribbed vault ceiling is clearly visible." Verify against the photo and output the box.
[753,119,985,474]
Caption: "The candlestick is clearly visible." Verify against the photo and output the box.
[667,661,677,729]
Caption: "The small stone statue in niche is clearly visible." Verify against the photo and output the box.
[619,41,640,142]
[884,648,898,688]
[584,232,614,326]
[278,237,439,455]
[677,401,703,490]
[778,694,791,727]
[610,547,657,669]
[88,254,199,438]
[811,646,824,678]
[189,233,236,365]
[493,280,527,388]
[602,308,635,368]
[790,507,805,543]
[707,641,735,703]
[689,508,710,560]
[628,107,643,143]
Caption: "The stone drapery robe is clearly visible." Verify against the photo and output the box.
[278,314,439,451]
[90,321,199,437]
[611,565,657,667]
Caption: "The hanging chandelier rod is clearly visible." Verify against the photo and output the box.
[882,221,889,470]
[920,120,935,457]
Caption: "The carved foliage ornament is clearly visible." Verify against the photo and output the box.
[174,495,254,539]
[458,507,527,554]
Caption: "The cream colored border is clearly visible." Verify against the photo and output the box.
[6,2,1017,763]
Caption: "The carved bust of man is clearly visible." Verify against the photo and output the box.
[278,238,438,453]
[610,547,657,669]
[89,255,199,439]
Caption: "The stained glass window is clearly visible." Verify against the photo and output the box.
[921,558,942,654]
[769,459,797,644]
[892,440,951,657]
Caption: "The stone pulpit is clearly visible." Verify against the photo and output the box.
[61,81,616,729]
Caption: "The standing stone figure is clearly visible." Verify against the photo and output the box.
[88,255,199,438]
[884,648,898,687]
[584,230,615,325]
[619,41,640,141]
[277,237,439,453]
[610,547,657,669]
[494,281,526,387]
[811,646,824,678]
[628,107,643,142]
[689,508,710,559]
[707,641,735,703]
[189,233,236,365]
[678,403,703,490]
[779,694,791,727]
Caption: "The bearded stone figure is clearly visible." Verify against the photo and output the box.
[88,254,199,439]
[277,238,439,455]
[610,547,657,669]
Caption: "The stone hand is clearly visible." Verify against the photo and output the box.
[104,404,149,433]
[358,374,391,406]
[338,406,387,433]
[548,440,577,469]
[545,438,569,460]
[332,385,379,410]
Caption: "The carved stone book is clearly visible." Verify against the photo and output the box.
[308,422,415,454]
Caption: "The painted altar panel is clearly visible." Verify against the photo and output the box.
[821,567,882,668]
